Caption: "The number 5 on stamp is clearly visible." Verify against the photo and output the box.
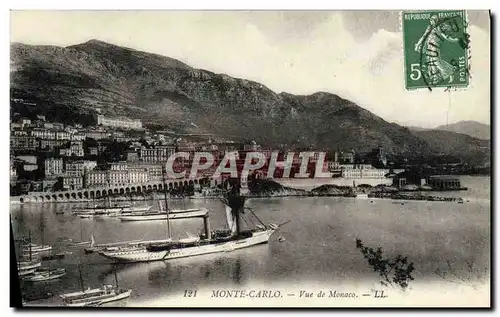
[402,10,470,90]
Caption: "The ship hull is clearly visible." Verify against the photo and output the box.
[22,245,52,253]
[118,209,208,222]
[18,268,36,276]
[23,271,66,282]
[74,207,123,214]
[98,229,275,263]
[18,261,42,270]
[73,206,152,214]
[64,290,132,307]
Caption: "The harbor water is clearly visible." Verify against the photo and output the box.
[11,176,490,306]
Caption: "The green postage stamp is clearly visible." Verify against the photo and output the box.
[402,10,470,90]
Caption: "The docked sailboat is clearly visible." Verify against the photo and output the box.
[70,222,92,247]
[97,183,281,263]
[17,231,42,276]
[22,268,66,282]
[72,196,152,217]
[84,234,173,254]
[18,267,36,277]
[41,251,73,261]
[118,207,210,222]
[18,261,42,277]
[61,286,132,307]
[60,270,131,307]
[21,214,53,255]
[22,243,52,253]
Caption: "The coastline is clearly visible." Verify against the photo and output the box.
[11,175,484,206]
[10,189,467,205]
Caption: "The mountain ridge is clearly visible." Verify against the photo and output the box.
[434,120,490,140]
[10,39,490,165]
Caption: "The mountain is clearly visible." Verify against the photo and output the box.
[9,40,490,164]
[411,130,490,166]
[435,121,490,140]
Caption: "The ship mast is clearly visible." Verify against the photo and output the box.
[161,167,171,239]
[78,265,85,293]
[28,230,32,262]
[39,212,45,246]
[114,271,119,288]
[226,179,244,237]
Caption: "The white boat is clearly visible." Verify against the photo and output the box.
[72,197,152,215]
[18,267,36,277]
[60,270,131,307]
[22,268,66,282]
[73,240,92,246]
[121,205,153,213]
[97,185,282,263]
[18,260,42,276]
[83,234,172,253]
[18,261,42,270]
[61,285,131,307]
[98,228,276,262]
[17,231,47,276]
[22,244,52,253]
[355,194,369,199]
[118,208,209,222]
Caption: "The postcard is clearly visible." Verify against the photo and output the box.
[9,10,491,308]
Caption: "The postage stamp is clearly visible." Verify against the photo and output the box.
[402,10,470,90]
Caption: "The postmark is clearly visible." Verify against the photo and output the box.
[402,10,470,90]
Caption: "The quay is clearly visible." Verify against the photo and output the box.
[12,177,211,204]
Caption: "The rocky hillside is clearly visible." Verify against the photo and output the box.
[10,40,489,163]
[411,130,490,166]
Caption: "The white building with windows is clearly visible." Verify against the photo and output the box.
[108,170,129,187]
[44,158,64,177]
[65,160,97,176]
[140,146,176,162]
[31,128,55,140]
[56,131,71,140]
[340,164,389,179]
[129,168,149,184]
[97,115,142,130]
[62,175,83,190]
[86,170,108,187]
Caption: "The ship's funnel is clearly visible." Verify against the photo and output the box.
[221,182,246,235]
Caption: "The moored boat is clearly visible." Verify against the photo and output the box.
[72,197,152,216]
[41,251,73,261]
[61,286,132,307]
[85,234,174,254]
[18,259,42,277]
[22,268,66,282]
[355,194,369,199]
[18,267,36,277]
[22,243,52,253]
[18,260,42,270]
[97,182,283,263]
[118,208,209,222]
[60,270,131,307]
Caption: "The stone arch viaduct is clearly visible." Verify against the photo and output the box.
[20,177,219,204]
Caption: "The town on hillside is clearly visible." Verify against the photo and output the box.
[10,111,479,203]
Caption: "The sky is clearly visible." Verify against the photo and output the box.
[10,10,491,128]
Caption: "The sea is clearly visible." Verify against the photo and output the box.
[11,176,490,307]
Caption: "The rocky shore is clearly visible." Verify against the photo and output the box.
[11,179,468,205]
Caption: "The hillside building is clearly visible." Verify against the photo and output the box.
[96,115,142,130]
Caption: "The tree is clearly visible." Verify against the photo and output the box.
[355,238,415,291]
